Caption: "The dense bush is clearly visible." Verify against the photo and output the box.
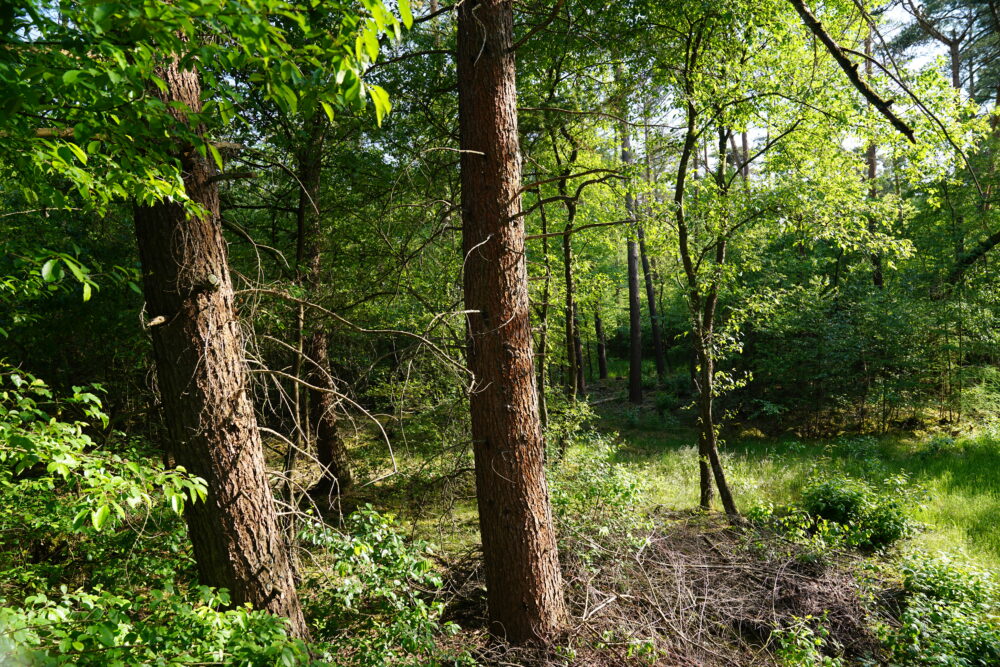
[881,553,1000,666]
[0,586,309,666]
[298,508,462,666]
[548,428,648,555]
[0,368,463,665]
[800,476,914,549]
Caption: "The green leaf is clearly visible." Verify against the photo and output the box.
[369,85,391,126]
[65,142,88,165]
[362,25,379,61]
[41,258,58,282]
[62,70,83,85]
[320,100,335,122]
[62,257,86,282]
[82,282,92,302]
[399,0,413,29]
[207,143,224,171]
[91,505,110,530]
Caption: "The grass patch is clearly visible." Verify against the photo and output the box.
[596,403,1000,568]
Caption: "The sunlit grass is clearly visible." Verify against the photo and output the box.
[598,401,1000,568]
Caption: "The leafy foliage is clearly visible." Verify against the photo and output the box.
[881,553,1000,666]
[800,476,915,550]
[298,508,460,666]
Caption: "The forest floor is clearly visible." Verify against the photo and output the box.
[596,401,1000,568]
[326,379,1000,664]
[346,375,1000,569]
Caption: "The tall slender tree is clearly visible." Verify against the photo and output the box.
[622,124,644,404]
[456,0,566,644]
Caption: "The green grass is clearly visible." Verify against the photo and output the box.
[597,405,1000,568]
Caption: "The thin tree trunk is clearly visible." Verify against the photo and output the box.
[562,230,579,399]
[640,124,667,383]
[594,305,608,380]
[674,107,739,517]
[865,35,884,288]
[622,124,643,404]
[296,117,353,497]
[741,131,749,178]
[572,302,586,395]
[457,0,566,643]
[638,224,666,383]
[536,194,552,430]
[134,60,307,638]
[554,125,583,399]
[627,239,643,404]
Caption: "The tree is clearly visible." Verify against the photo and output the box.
[456,0,567,643]
[622,124,644,405]
[134,60,307,638]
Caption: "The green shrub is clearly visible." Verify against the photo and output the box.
[0,586,310,666]
[881,553,1000,666]
[299,508,461,666]
[773,613,844,667]
[549,430,648,557]
[800,476,914,549]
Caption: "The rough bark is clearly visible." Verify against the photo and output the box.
[134,60,307,638]
[457,0,566,644]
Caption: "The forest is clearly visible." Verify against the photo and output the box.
[2,0,1000,664]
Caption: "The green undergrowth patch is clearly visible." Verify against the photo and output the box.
[595,400,1000,568]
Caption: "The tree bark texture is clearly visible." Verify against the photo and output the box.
[457,0,566,644]
[134,60,307,638]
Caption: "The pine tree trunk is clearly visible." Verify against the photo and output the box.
[457,0,566,644]
[296,117,353,496]
[134,60,307,638]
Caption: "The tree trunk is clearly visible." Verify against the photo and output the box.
[134,60,307,638]
[572,301,586,395]
[627,239,643,404]
[562,230,581,399]
[865,35,883,289]
[622,125,643,404]
[457,0,566,644]
[695,332,738,516]
[674,109,739,518]
[296,117,353,497]
[594,306,608,380]
[950,40,962,91]
[536,194,552,430]
[638,224,666,383]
